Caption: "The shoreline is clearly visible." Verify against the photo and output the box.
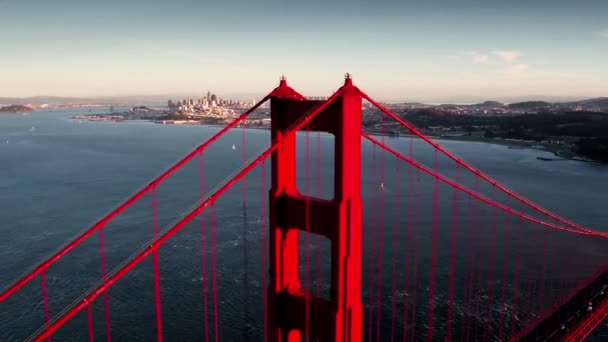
[71,116,607,165]
[432,135,607,165]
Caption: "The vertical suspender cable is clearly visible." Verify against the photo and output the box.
[41,271,51,342]
[376,112,386,342]
[99,227,111,342]
[446,165,459,341]
[261,159,268,342]
[199,152,209,342]
[426,149,439,342]
[211,204,219,342]
[152,189,163,342]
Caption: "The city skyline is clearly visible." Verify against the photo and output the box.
[1,0,607,101]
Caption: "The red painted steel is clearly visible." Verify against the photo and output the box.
[334,77,364,342]
[268,75,363,342]
[2,76,605,342]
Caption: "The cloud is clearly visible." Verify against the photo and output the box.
[458,50,525,64]
[499,63,530,76]
[600,31,608,38]
[490,50,524,62]
[463,51,489,64]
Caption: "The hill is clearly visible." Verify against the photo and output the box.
[0,105,33,113]
[507,101,551,110]
[473,101,504,108]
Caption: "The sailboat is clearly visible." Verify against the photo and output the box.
[232,144,236,150]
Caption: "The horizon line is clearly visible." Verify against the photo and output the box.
[0,93,602,104]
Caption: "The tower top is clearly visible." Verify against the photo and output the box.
[271,75,305,99]
[344,73,353,86]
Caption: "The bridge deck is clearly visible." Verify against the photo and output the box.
[515,267,608,341]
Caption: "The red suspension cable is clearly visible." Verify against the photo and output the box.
[0,96,274,305]
[362,133,604,237]
[360,92,600,235]
[31,98,335,341]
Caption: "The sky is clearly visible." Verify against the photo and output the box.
[1,0,608,102]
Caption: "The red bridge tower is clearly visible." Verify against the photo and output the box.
[268,75,363,342]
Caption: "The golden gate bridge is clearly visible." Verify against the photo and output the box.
[1,75,607,341]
